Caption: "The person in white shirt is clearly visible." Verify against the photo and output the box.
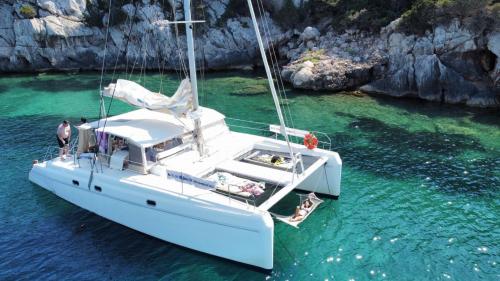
[57,120,71,160]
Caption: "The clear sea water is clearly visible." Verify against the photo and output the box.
[0,72,498,281]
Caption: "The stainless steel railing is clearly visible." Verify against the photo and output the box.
[225,117,332,150]
[42,137,79,162]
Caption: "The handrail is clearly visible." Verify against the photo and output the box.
[225,118,332,151]
[42,138,79,162]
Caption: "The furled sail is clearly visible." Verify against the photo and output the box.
[102,79,193,115]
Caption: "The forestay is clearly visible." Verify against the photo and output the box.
[102,78,193,115]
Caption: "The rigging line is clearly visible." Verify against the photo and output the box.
[197,0,207,106]
[255,0,298,142]
[91,0,137,175]
[254,2,292,129]
[139,31,150,86]
[97,0,114,126]
[129,28,147,80]
[173,2,189,79]
[124,0,137,75]
[255,0,298,144]
[154,0,165,94]
[91,0,130,175]
[90,0,115,177]
[95,0,117,133]
[322,164,333,196]
[109,10,134,86]
[172,4,188,80]
[128,45,141,80]
[168,1,183,83]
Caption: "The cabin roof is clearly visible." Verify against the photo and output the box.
[91,107,224,147]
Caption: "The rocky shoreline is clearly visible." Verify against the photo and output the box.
[282,20,499,108]
[0,0,498,107]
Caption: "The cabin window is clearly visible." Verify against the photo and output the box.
[146,137,183,162]
[128,144,142,165]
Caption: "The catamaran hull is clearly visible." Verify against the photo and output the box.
[29,165,274,270]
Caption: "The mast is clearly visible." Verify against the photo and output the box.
[184,0,204,156]
[246,0,296,172]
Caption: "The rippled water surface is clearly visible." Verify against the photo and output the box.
[0,72,498,280]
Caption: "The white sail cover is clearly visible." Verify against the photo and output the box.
[102,79,192,115]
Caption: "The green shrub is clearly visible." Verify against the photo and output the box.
[20,4,36,18]
[300,49,326,64]
[308,0,414,32]
[398,0,493,34]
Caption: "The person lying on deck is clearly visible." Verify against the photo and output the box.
[240,182,265,196]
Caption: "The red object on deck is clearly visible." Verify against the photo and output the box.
[304,133,318,149]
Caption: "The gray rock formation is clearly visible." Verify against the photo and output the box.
[281,27,386,91]
[282,20,499,108]
[0,0,498,108]
[0,0,284,72]
[361,19,499,108]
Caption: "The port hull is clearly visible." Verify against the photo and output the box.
[29,165,274,269]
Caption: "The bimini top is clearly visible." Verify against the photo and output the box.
[91,107,225,148]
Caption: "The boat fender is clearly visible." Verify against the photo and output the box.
[304,132,318,150]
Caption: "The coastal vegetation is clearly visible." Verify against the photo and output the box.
[300,49,326,64]
[263,0,499,33]
[322,0,498,33]
[19,4,36,19]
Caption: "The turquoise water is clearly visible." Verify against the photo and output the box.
[0,72,498,280]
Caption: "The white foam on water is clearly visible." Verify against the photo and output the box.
[477,246,488,253]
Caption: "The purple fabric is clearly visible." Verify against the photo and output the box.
[96,131,108,154]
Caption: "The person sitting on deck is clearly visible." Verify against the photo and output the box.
[57,120,71,160]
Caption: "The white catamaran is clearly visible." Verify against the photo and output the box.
[29,0,342,269]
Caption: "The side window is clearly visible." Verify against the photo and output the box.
[165,137,182,150]
[148,138,184,162]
